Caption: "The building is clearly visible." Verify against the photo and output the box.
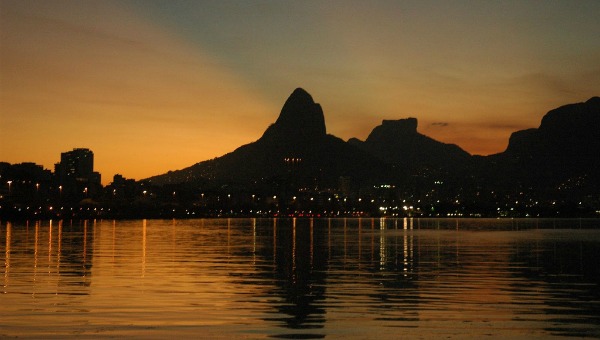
[55,148,101,199]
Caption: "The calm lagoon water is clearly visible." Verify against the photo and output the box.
[2,218,600,339]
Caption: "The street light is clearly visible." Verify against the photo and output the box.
[7,181,12,193]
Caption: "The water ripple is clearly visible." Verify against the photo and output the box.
[1,218,599,338]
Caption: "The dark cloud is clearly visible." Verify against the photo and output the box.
[431,122,449,127]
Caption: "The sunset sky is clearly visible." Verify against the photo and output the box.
[1,0,599,184]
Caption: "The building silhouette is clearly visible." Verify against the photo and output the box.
[54,148,101,199]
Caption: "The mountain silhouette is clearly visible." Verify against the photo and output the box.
[146,89,599,201]
[349,118,470,172]
[262,88,326,143]
[147,88,389,190]
[483,96,600,191]
[505,96,600,163]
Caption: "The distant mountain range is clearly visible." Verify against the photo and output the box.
[146,89,600,200]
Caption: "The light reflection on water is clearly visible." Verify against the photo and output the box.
[1,218,600,339]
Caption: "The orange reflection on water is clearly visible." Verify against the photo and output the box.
[48,220,52,264]
[3,222,10,293]
[142,219,147,278]
[292,217,297,283]
[0,218,598,339]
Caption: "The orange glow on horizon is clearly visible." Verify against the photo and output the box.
[1,1,598,184]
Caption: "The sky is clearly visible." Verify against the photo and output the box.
[1,0,599,184]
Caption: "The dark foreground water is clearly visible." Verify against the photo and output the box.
[1,218,600,339]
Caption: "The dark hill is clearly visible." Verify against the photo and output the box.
[479,96,600,193]
[262,87,326,143]
[146,88,389,190]
[349,118,471,171]
[505,96,600,163]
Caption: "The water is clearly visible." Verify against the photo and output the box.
[2,218,600,339]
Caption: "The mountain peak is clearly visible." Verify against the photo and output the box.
[366,118,418,143]
[262,88,326,142]
[284,87,313,106]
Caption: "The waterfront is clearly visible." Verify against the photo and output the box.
[2,218,600,338]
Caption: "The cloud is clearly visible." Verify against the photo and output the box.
[431,122,449,127]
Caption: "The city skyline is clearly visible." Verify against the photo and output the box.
[2,0,600,183]
[1,90,599,219]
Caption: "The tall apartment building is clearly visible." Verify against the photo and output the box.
[55,148,101,197]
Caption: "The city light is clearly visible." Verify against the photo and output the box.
[1,143,599,219]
